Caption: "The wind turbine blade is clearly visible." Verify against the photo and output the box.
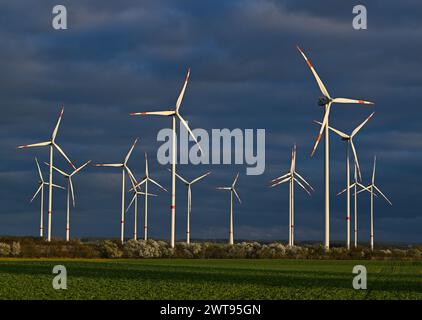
[270,176,291,187]
[216,187,231,190]
[176,68,190,111]
[127,174,138,191]
[311,102,331,157]
[356,184,373,196]
[130,111,175,116]
[289,145,296,173]
[17,141,51,149]
[270,172,290,183]
[233,188,242,204]
[372,156,377,184]
[144,152,149,177]
[171,169,189,185]
[232,172,239,188]
[54,143,76,169]
[35,158,44,182]
[177,114,203,153]
[69,178,75,207]
[337,183,357,196]
[52,107,64,141]
[30,185,43,203]
[314,120,349,139]
[148,178,168,192]
[125,194,137,213]
[374,185,392,205]
[356,182,367,189]
[95,163,123,167]
[50,183,65,190]
[293,177,311,195]
[71,160,91,176]
[124,138,139,165]
[136,191,158,197]
[350,141,362,182]
[355,183,377,197]
[296,46,331,98]
[332,98,374,105]
[294,171,314,191]
[44,162,68,177]
[125,166,137,186]
[129,177,147,192]
[351,112,375,137]
[191,171,211,184]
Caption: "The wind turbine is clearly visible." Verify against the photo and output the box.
[316,112,374,249]
[18,107,75,242]
[95,138,139,243]
[297,46,374,250]
[173,170,211,244]
[217,173,241,245]
[270,145,313,246]
[337,163,374,248]
[126,175,157,241]
[30,158,64,238]
[129,152,167,240]
[357,157,392,251]
[45,160,91,241]
[130,69,202,248]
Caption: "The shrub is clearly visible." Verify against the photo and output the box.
[259,243,287,258]
[10,242,21,256]
[0,243,11,256]
[407,248,421,259]
[123,239,170,258]
[202,242,228,259]
[391,249,407,259]
[227,242,262,259]
[100,240,123,258]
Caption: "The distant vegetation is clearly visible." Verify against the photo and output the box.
[0,237,420,260]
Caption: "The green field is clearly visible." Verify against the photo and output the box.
[0,259,420,299]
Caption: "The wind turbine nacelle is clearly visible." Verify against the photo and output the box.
[318,96,331,106]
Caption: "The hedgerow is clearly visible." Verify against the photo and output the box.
[0,237,420,260]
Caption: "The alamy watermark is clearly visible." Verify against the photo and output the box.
[52,265,67,289]
[353,5,367,30]
[156,122,266,175]
[52,5,68,30]
[352,265,367,289]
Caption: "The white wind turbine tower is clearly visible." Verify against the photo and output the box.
[337,163,374,248]
[130,152,167,240]
[45,160,91,241]
[316,112,374,249]
[95,138,139,243]
[30,158,64,238]
[126,175,157,241]
[270,145,313,247]
[18,108,75,242]
[217,173,241,245]
[173,170,211,244]
[130,69,202,248]
[358,157,392,251]
[297,46,374,250]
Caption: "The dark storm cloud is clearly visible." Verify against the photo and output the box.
[0,0,421,243]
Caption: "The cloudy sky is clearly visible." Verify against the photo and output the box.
[1,0,421,244]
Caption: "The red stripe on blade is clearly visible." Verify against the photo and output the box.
[306,60,313,68]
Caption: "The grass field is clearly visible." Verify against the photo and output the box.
[0,259,420,299]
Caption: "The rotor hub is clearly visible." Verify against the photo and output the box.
[318,96,331,106]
